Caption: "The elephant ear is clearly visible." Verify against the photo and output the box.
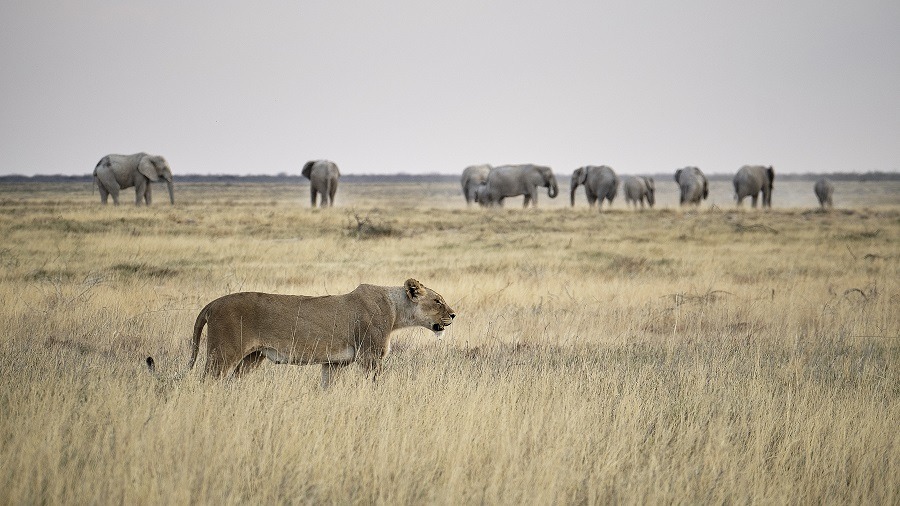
[674,169,681,183]
[573,167,587,185]
[646,177,654,191]
[405,278,426,301]
[301,161,316,179]
[138,156,160,182]
[767,166,775,187]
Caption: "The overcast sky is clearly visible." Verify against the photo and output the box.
[1,1,898,176]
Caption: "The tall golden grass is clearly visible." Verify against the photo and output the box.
[0,180,898,504]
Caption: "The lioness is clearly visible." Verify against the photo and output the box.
[163,279,454,388]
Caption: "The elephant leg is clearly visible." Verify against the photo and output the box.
[523,195,531,208]
[144,184,152,205]
[310,188,318,207]
[134,178,148,206]
[96,172,120,205]
[98,182,110,204]
[328,182,338,207]
[751,194,758,208]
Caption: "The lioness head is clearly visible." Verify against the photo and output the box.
[405,278,455,338]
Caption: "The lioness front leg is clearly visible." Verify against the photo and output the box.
[359,355,384,384]
[321,363,347,390]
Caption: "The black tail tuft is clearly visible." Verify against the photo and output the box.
[146,356,155,373]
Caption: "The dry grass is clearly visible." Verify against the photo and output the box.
[1,181,898,504]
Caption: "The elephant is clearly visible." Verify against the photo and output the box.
[473,183,492,206]
[460,164,492,206]
[570,165,618,210]
[301,160,340,208]
[814,178,834,208]
[623,176,655,209]
[734,165,775,208]
[93,153,174,206]
[477,164,558,208]
[674,166,709,206]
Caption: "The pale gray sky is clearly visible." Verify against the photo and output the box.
[1,1,898,176]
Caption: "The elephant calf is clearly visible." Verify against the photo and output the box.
[623,176,655,209]
[461,164,491,206]
[814,178,834,208]
[93,153,174,205]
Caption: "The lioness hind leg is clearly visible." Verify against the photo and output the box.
[204,351,229,378]
[233,351,265,378]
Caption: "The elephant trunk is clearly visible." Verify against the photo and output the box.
[548,179,559,199]
[165,177,175,204]
[569,182,579,206]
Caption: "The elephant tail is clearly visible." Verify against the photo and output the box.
[92,156,109,194]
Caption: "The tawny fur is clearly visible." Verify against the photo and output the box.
[176,279,454,388]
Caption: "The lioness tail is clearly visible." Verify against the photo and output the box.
[188,303,211,370]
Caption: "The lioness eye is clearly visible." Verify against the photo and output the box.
[434,299,442,305]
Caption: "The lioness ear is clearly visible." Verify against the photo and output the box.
[405,278,425,300]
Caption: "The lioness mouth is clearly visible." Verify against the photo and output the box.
[432,323,444,331]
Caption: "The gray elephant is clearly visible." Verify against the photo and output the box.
[460,164,492,206]
[814,178,834,208]
[734,165,775,208]
[473,183,491,206]
[623,176,655,209]
[570,165,618,210]
[301,160,340,208]
[93,153,174,205]
[478,164,559,208]
[674,166,709,206]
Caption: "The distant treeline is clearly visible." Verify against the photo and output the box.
[1,171,898,184]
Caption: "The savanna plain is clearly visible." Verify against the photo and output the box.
[1,179,898,504]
